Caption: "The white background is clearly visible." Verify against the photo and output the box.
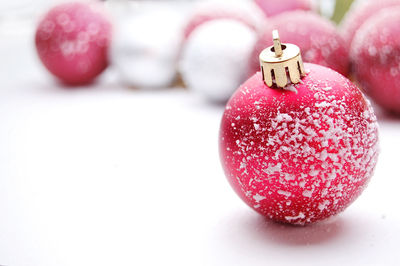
[0,1,399,265]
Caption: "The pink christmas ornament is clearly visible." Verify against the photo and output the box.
[254,0,312,17]
[183,0,267,39]
[351,8,400,114]
[35,2,112,85]
[220,33,379,225]
[341,0,400,48]
[249,11,349,77]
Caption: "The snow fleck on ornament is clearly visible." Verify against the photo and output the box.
[249,11,349,76]
[340,0,400,49]
[35,2,112,85]
[184,0,267,39]
[219,31,379,225]
[351,8,400,114]
[254,0,312,17]
[180,19,257,102]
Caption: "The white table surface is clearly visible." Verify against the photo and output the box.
[1,7,400,266]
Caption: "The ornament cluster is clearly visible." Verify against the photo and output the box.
[34,0,316,96]
[34,0,400,115]
[33,0,395,225]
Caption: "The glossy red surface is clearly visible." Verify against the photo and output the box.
[219,63,379,225]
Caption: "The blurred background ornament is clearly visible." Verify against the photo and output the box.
[254,0,313,17]
[340,0,400,49]
[109,1,186,88]
[351,7,400,114]
[179,0,268,102]
[180,19,257,102]
[35,1,112,85]
[183,0,267,39]
[249,11,349,77]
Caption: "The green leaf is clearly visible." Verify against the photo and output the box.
[331,0,355,24]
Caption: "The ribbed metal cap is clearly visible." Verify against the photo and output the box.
[260,30,306,88]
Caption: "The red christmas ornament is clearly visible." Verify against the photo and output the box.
[249,11,349,77]
[254,0,312,17]
[183,0,267,39]
[35,2,112,85]
[220,31,379,225]
[341,0,400,48]
[351,8,400,114]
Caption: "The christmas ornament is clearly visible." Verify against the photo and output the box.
[184,0,267,39]
[254,0,312,17]
[351,8,400,114]
[111,9,184,88]
[341,0,400,48]
[219,31,379,225]
[180,19,257,102]
[35,2,112,85]
[249,11,349,76]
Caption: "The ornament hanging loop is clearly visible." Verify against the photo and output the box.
[273,30,283,57]
[260,30,306,88]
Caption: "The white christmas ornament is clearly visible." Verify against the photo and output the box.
[111,9,184,88]
[180,19,257,102]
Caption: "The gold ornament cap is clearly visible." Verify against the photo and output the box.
[260,30,306,88]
